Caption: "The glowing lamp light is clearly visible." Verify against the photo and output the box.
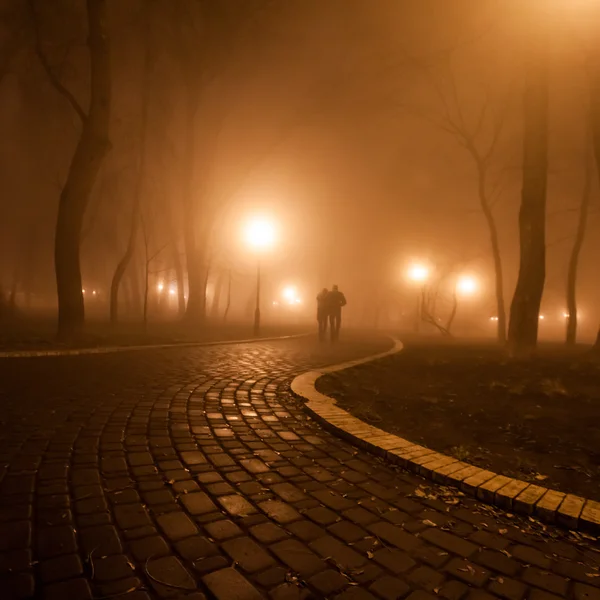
[92,290,97,296]
[563,312,569,319]
[539,315,545,320]
[490,316,498,321]
[282,286,297,303]
[82,289,86,294]
[295,298,302,304]
[169,287,176,296]
[244,217,276,250]
[456,275,478,296]
[407,264,429,283]
[157,282,164,292]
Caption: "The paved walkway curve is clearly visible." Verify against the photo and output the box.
[0,335,598,600]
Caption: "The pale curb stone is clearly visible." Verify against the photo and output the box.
[557,494,585,529]
[461,470,497,494]
[513,484,548,515]
[476,475,513,502]
[580,500,600,533]
[536,490,566,522]
[291,335,600,533]
[495,480,530,509]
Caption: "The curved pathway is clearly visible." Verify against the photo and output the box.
[0,335,598,600]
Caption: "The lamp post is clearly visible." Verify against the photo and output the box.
[406,263,429,333]
[244,217,276,336]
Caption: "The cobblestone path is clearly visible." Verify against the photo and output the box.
[0,336,598,600]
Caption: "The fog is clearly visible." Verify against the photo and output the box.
[1,0,599,343]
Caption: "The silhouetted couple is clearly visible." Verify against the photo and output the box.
[316,285,347,342]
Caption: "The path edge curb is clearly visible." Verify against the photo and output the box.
[290,337,600,535]
[0,332,310,359]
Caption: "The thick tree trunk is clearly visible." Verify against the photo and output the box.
[507,53,549,358]
[588,57,600,351]
[52,0,111,340]
[565,145,592,345]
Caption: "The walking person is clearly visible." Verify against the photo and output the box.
[327,284,347,341]
[316,288,329,341]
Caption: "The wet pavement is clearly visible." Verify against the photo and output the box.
[0,335,598,600]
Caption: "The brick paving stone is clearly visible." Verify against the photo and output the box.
[573,583,600,600]
[475,550,520,577]
[203,567,263,600]
[336,587,379,600]
[175,535,218,561]
[129,535,170,561]
[0,522,31,552]
[310,535,367,570]
[79,524,122,555]
[270,539,327,576]
[39,553,83,583]
[43,577,92,600]
[180,492,217,515]
[204,519,243,540]
[445,558,491,587]
[286,519,326,542]
[488,577,528,600]
[369,575,411,600]
[328,520,368,542]
[259,500,302,524]
[373,548,416,574]
[218,494,257,516]
[438,580,469,600]
[368,522,421,552]
[114,503,152,529]
[420,528,477,558]
[250,521,289,543]
[408,564,446,591]
[222,536,276,572]
[37,525,77,558]
[156,511,198,541]
[309,569,349,595]
[523,567,570,596]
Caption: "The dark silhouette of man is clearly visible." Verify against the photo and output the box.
[327,284,347,341]
[316,288,329,341]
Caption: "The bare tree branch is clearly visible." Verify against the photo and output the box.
[28,0,87,122]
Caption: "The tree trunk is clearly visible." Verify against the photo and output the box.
[109,13,153,325]
[211,269,224,320]
[588,56,600,351]
[171,243,186,317]
[223,269,232,323]
[565,144,592,345]
[53,0,111,340]
[507,53,549,358]
[476,164,506,343]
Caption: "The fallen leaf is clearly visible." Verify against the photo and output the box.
[367,551,374,559]
[422,520,437,527]
[498,529,508,535]
[585,573,600,578]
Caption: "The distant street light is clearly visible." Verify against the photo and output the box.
[406,262,430,333]
[456,275,478,296]
[244,217,277,336]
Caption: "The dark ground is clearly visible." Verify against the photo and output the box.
[317,338,600,502]
[1,332,599,599]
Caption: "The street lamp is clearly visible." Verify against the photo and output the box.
[406,263,430,333]
[456,275,478,297]
[244,217,276,336]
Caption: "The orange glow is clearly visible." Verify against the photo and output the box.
[407,263,429,283]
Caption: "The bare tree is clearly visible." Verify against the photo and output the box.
[30,0,112,340]
[565,138,593,345]
[507,52,549,358]
[411,61,510,343]
[109,12,154,325]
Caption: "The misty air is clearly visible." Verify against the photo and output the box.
[0,1,599,599]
